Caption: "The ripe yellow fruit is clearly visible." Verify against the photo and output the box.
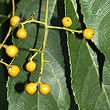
[25,83,37,95]
[16,28,27,39]
[26,60,37,72]
[8,65,20,77]
[6,45,19,57]
[10,15,20,27]
[83,28,95,39]
[62,17,72,27]
[39,83,51,95]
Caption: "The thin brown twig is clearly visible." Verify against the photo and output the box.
[12,0,15,16]
[1,26,12,45]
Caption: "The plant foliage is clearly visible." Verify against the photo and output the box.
[0,0,110,110]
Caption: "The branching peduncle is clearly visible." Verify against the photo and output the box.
[38,0,49,83]
[29,46,43,61]
[47,25,83,33]
[0,0,83,85]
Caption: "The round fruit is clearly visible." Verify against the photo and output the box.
[8,65,20,77]
[62,17,72,27]
[39,83,51,95]
[83,28,95,39]
[25,83,37,95]
[26,60,37,72]
[6,45,19,57]
[16,28,27,39]
[10,15,20,27]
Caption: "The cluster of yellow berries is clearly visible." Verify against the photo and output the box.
[62,17,95,39]
[0,15,95,95]
[0,15,51,95]
[1,15,28,78]
[25,83,51,95]
[1,44,19,77]
[10,15,27,39]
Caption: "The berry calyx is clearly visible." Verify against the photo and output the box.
[10,15,20,27]
[26,60,37,72]
[5,45,19,57]
[25,83,37,95]
[16,28,27,39]
[39,83,51,95]
[83,28,95,39]
[62,17,72,27]
[8,65,20,77]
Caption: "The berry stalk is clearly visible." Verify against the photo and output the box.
[38,0,49,83]
[0,59,10,68]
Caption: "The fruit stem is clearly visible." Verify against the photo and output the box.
[29,46,43,61]
[20,13,44,25]
[29,48,43,53]
[20,18,83,34]
[35,82,39,86]
[42,0,49,52]
[21,24,24,29]
[0,44,3,49]
[2,44,8,49]
[25,13,36,22]
[47,25,83,34]
[37,77,41,84]
[0,59,10,68]
[0,15,7,18]
[1,26,12,45]
[0,13,11,27]
[12,0,15,16]
[20,19,45,26]
[43,60,49,63]
[38,0,49,81]
[20,14,83,35]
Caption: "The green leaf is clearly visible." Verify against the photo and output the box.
[7,0,70,110]
[80,0,110,55]
[80,0,110,109]
[65,0,110,109]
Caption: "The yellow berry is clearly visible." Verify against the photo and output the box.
[62,17,72,27]
[26,60,37,72]
[25,83,37,95]
[39,83,51,95]
[10,15,20,27]
[6,45,18,58]
[16,28,27,39]
[83,28,95,39]
[8,65,20,77]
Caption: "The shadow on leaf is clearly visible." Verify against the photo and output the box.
[87,40,105,86]
[14,72,31,93]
